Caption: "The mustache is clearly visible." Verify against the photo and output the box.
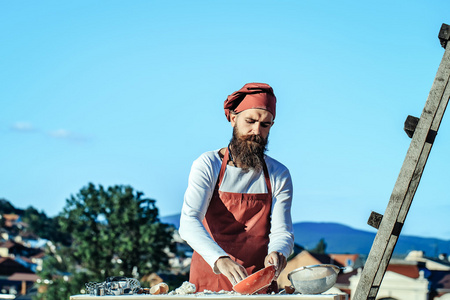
[240,134,266,144]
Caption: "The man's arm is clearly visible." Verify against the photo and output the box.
[179,153,230,272]
[266,163,294,277]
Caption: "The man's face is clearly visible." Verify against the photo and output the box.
[230,108,274,139]
[229,109,274,171]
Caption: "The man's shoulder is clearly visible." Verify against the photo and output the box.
[193,149,221,165]
[264,155,291,176]
[264,154,287,167]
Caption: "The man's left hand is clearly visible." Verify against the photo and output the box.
[264,251,286,280]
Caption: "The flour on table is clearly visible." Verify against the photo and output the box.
[168,282,196,295]
[196,289,240,295]
[168,282,240,295]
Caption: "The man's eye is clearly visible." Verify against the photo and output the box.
[261,123,269,128]
[246,120,255,124]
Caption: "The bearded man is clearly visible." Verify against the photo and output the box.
[179,83,294,293]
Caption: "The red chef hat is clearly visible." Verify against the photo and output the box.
[224,83,277,121]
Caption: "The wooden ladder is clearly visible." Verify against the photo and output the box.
[352,23,450,300]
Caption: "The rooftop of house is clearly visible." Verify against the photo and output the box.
[387,262,421,279]
[329,253,359,267]
[7,272,39,282]
[0,257,34,276]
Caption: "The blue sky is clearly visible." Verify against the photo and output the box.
[2,1,450,240]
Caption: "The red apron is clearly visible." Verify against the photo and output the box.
[189,148,276,293]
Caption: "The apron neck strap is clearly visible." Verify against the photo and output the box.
[218,147,230,188]
[263,162,272,196]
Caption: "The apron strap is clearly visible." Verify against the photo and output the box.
[262,162,272,197]
[218,148,230,189]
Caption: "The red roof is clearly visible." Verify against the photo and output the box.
[386,264,420,279]
[330,254,359,266]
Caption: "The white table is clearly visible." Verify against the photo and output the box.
[70,294,347,300]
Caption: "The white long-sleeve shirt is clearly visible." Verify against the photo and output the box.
[179,149,294,272]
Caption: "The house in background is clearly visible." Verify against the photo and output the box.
[404,250,450,299]
[279,250,450,300]
[349,259,429,300]
[0,215,44,297]
[7,273,39,296]
[330,253,364,271]
[0,257,35,295]
[0,240,41,259]
[405,250,450,271]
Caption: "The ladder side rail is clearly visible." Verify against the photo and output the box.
[352,38,450,300]
[371,83,450,293]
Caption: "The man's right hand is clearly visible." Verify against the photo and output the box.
[215,256,248,285]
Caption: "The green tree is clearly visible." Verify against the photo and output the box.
[310,238,327,254]
[0,198,17,214]
[36,183,175,300]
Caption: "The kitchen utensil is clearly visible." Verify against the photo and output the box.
[233,265,276,294]
[85,276,140,295]
[288,264,343,294]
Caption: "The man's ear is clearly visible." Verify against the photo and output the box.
[230,113,237,127]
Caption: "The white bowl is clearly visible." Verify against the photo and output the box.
[287,264,341,294]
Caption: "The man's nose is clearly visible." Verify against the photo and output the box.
[251,124,261,135]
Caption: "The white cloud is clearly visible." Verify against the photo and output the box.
[11,121,35,132]
[11,122,90,143]
[48,129,72,139]
[47,128,90,143]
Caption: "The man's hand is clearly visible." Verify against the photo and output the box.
[264,251,287,279]
[216,256,248,285]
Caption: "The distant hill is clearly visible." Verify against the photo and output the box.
[161,214,450,256]
[293,222,450,256]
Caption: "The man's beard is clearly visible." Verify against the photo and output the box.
[229,126,268,172]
